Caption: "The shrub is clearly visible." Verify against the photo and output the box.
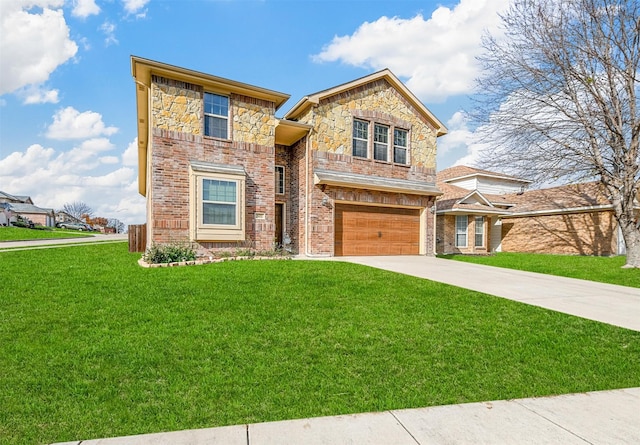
[143,242,197,264]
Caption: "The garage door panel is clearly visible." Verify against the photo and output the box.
[335,204,420,256]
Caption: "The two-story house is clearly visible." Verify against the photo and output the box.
[131,56,447,257]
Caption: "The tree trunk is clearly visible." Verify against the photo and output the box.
[618,218,640,268]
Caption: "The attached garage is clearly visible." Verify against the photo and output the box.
[335,204,421,256]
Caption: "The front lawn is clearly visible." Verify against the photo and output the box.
[440,252,640,288]
[2,244,639,444]
[0,226,92,242]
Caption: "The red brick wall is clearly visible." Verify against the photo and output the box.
[308,151,437,256]
[435,214,491,255]
[501,211,618,255]
[150,128,276,252]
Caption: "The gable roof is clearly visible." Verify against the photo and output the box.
[0,191,32,203]
[7,203,54,215]
[504,181,612,216]
[438,165,531,184]
[283,69,447,137]
[436,166,613,216]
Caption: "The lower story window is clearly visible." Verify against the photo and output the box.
[455,215,468,247]
[190,161,246,241]
[202,179,237,225]
[475,216,485,247]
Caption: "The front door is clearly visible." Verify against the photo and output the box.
[275,203,284,247]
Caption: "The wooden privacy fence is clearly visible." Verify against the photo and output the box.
[128,224,147,253]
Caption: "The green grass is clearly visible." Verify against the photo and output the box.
[2,244,639,444]
[0,226,92,242]
[440,252,640,288]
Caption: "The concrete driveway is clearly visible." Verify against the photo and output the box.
[337,255,640,332]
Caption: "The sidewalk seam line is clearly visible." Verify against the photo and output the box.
[389,410,421,445]
[513,400,594,444]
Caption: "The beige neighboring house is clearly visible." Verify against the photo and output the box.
[132,56,447,256]
[435,166,625,256]
[0,191,55,227]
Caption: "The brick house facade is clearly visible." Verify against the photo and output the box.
[435,166,625,256]
[131,57,447,256]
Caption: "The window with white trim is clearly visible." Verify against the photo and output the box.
[204,92,229,139]
[275,165,285,195]
[475,216,484,247]
[394,128,408,165]
[352,119,369,158]
[190,162,245,241]
[373,124,389,161]
[455,215,468,248]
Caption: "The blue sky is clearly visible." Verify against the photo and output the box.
[0,0,509,226]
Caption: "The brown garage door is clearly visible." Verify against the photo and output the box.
[335,204,420,256]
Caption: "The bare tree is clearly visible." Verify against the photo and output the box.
[107,218,125,233]
[473,0,640,267]
[62,201,94,221]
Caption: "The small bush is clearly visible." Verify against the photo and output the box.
[143,242,197,264]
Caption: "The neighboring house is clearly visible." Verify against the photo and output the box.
[435,166,625,256]
[0,203,11,226]
[55,211,79,225]
[0,191,55,227]
[131,56,447,256]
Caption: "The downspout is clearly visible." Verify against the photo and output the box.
[305,128,311,256]
[432,197,438,256]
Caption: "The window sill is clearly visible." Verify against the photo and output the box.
[203,135,232,143]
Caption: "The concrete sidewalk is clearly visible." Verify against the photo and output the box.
[0,233,127,251]
[52,387,640,444]
[338,255,640,332]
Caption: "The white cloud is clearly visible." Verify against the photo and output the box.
[436,111,488,168]
[46,107,118,140]
[100,156,120,164]
[122,137,138,166]
[0,143,145,226]
[312,0,509,102]
[99,20,118,46]
[123,0,149,17]
[0,1,78,95]
[0,144,55,175]
[18,84,60,104]
[72,0,100,18]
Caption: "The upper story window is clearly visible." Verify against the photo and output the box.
[204,92,229,139]
[393,129,408,165]
[275,165,285,195]
[352,119,369,158]
[373,124,389,161]
[352,117,409,165]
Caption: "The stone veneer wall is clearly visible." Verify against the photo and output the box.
[151,76,277,146]
[500,211,618,255]
[295,78,437,170]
